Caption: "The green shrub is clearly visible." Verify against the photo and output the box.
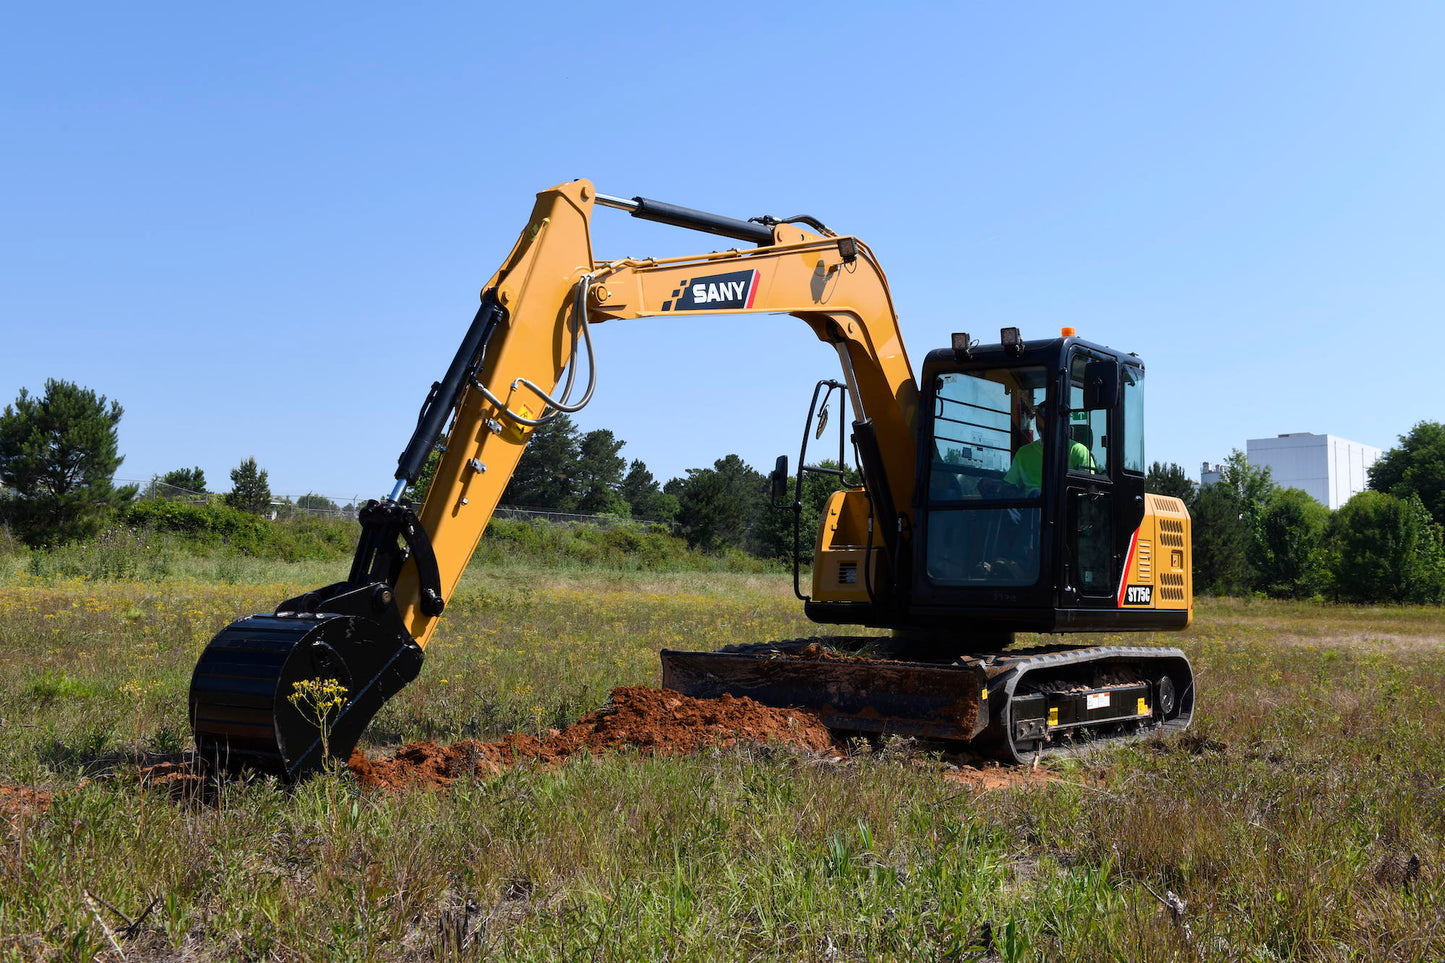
[18,502,774,579]
[122,499,357,562]
[25,528,174,580]
[123,499,269,548]
[1327,491,1445,603]
[475,518,776,573]
[1253,487,1331,599]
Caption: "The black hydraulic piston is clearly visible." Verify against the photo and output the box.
[395,291,504,485]
[614,196,776,247]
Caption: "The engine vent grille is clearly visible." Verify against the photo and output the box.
[1158,517,1186,548]
[1160,571,1187,601]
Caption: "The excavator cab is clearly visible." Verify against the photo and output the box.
[802,329,1191,639]
[910,330,1189,634]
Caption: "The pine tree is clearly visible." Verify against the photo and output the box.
[151,466,208,499]
[225,457,273,515]
[500,415,581,511]
[0,379,135,546]
[1190,450,1276,595]
[1145,461,1194,506]
[668,454,766,553]
[620,459,678,524]
[574,429,628,515]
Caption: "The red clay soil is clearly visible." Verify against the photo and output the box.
[942,765,1057,790]
[350,685,840,791]
[137,761,207,795]
[1,784,54,825]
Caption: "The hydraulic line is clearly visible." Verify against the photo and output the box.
[751,213,835,236]
[473,275,598,427]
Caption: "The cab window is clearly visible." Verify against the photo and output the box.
[926,366,1047,588]
[929,367,1047,501]
[1067,354,1109,476]
[930,367,1046,497]
[1122,364,1144,474]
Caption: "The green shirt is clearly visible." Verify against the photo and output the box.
[1003,440,1095,490]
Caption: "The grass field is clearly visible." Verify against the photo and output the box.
[1,557,1442,961]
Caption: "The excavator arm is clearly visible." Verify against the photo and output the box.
[189,180,928,778]
[406,180,920,646]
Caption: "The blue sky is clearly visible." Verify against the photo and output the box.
[3,4,1441,504]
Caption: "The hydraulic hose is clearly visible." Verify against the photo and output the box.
[472,275,598,427]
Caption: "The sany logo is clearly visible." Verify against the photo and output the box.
[692,279,748,303]
[1124,585,1153,605]
[661,269,759,312]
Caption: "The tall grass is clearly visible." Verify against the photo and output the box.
[0,573,1442,960]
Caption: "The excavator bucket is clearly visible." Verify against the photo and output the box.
[660,645,990,741]
[189,605,423,780]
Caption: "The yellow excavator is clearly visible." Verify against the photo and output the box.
[190,180,1195,779]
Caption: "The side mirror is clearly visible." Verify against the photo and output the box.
[769,455,790,506]
[1083,360,1120,410]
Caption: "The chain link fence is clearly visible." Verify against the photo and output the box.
[121,479,669,528]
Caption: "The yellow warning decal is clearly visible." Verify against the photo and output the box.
[1137,697,1149,716]
[1047,707,1059,727]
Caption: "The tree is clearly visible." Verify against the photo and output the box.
[500,414,581,512]
[1189,450,1275,595]
[1369,421,1445,527]
[1190,483,1255,596]
[1253,487,1330,599]
[0,379,135,546]
[1327,491,1445,604]
[296,493,339,513]
[158,466,207,496]
[574,429,628,515]
[667,454,766,553]
[225,457,273,515]
[1213,449,1275,521]
[620,459,678,524]
[1145,461,1194,507]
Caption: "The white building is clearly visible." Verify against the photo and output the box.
[1244,433,1382,510]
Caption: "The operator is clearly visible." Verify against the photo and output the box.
[1003,401,1094,492]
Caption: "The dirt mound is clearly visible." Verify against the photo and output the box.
[350,686,839,791]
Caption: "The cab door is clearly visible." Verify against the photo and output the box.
[1061,350,1117,606]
